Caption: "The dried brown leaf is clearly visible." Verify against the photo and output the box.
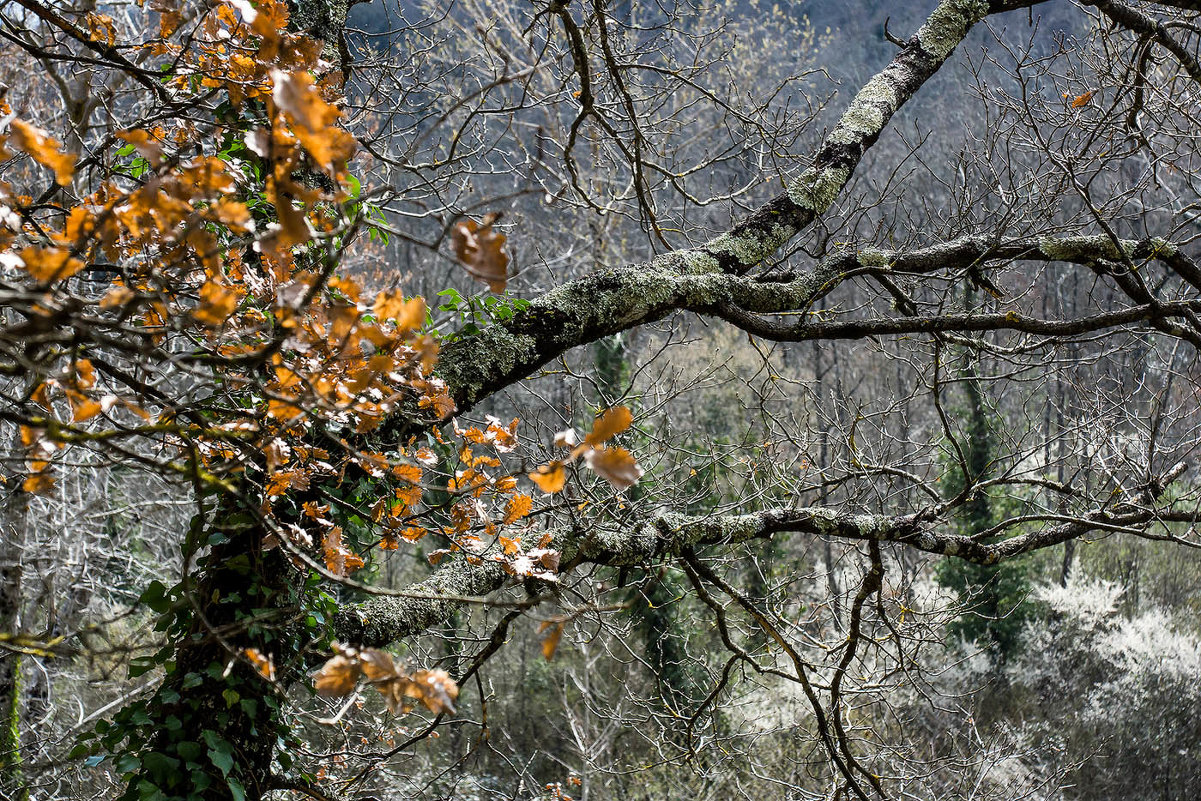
[450,216,509,293]
[314,654,360,696]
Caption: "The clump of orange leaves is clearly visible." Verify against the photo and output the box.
[315,643,459,715]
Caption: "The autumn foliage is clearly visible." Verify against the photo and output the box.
[0,0,642,765]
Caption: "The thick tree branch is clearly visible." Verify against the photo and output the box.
[336,463,1190,647]
[426,233,1197,418]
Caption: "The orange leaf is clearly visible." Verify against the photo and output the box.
[529,462,566,494]
[267,398,306,424]
[244,648,275,681]
[410,668,459,714]
[1071,90,1094,108]
[392,463,423,484]
[99,286,135,309]
[583,446,643,490]
[9,120,75,186]
[358,648,398,682]
[194,281,239,326]
[585,406,633,447]
[539,621,565,661]
[272,69,341,132]
[67,391,103,423]
[502,493,533,525]
[271,69,356,170]
[19,246,84,283]
[22,472,55,495]
[323,526,364,576]
[210,199,253,231]
[85,12,117,47]
[116,129,163,165]
[373,291,426,332]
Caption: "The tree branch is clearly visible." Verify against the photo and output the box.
[335,462,1191,647]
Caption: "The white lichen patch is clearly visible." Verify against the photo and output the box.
[858,247,891,268]
[860,72,901,108]
[829,72,900,143]
[1037,235,1137,262]
[678,249,722,274]
[706,224,795,266]
[1149,237,1179,257]
[915,0,988,62]
[787,165,852,213]
[836,102,886,136]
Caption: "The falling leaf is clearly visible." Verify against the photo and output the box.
[529,462,567,493]
[244,648,275,681]
[21,472,55,495]
[450,214,509,293]
[100,286,136,308]
[66,390,103,423]
[539,620,565,661]
[585,406,633,447]
[410,668,459,714]
[358,648,397,682]
[583,446,643,490]
[315,645,459,716]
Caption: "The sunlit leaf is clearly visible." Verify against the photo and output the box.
[583,446,643,490]
[20,246,85,283]
[585,406,633,447]
[373,291,426,332]
[194,281,239,326]
[9,120,75,186]
[529,462,567,493]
